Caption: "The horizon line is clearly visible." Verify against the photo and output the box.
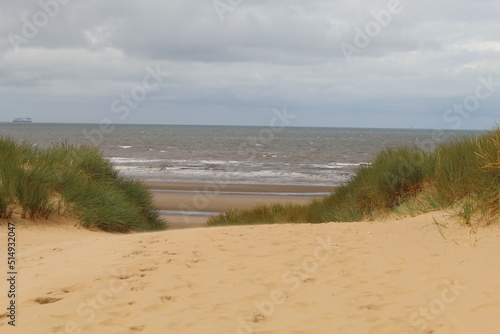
[0,121,493,131]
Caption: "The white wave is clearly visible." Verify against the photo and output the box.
[108,157,165,164]
[335,162,367,166]
[199,160,240,165]
[114,165,350,184]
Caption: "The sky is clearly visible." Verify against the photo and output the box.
[0,0,499,129]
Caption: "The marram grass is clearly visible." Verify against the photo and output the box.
[0,138,166,232]
[208,127,500,227]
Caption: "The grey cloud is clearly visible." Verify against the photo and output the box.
[0,0,498,129]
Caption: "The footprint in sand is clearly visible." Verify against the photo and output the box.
[129,325,146,332]
[129,250,144,256]
[60,284,86,294]
[190,258,205,264]
[252,312,267,323]
[34,297,63,304]
[130,282,152,292]
[116,273,136,280]
[159,295,173,302]
[139,265,158,272]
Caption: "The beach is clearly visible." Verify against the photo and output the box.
[1,0,498,331]
[148,182,334,229]
[0,126,497,333]
[1,210,500,333]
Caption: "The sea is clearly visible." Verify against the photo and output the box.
[0,123,483,187]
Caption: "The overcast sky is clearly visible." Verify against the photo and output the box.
[0,0,499,129]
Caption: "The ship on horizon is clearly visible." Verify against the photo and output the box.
[13,117,32,123]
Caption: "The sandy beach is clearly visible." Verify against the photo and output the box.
[1,208,500,333]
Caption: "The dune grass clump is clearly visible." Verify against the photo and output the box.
[331,146,432,216]
[473,128,500,220]
[210,203,309,226]
[0,138,166,232]
[208,128,499,227]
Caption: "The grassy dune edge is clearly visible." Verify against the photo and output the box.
[0,138,166,232]
[208,128,500,227]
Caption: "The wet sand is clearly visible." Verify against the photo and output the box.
[147,182,334,229]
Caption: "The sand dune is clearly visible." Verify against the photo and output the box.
[1,211,500,333]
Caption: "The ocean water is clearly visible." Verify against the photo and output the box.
[0,123,482,186]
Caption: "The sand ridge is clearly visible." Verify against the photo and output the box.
[1,211,500,333]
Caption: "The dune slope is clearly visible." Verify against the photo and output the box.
[1,212,500,334]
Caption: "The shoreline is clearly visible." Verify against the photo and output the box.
[145,182,335,193]
[147,182,334,229]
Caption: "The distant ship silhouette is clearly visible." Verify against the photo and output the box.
[13,118,32,123]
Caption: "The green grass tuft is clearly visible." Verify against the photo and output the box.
[208,127,500,227]
[0,137,166,232]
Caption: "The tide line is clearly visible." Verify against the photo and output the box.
[151,189,331,196]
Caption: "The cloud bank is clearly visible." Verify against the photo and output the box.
[0,0,499,129]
